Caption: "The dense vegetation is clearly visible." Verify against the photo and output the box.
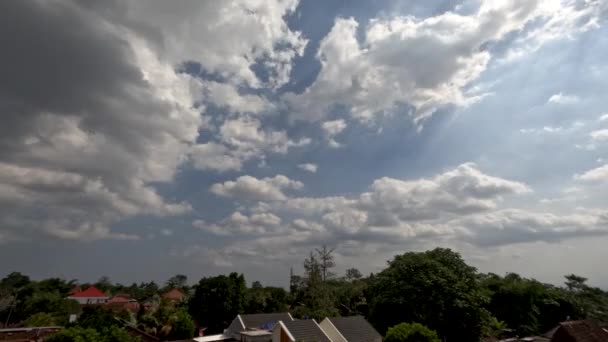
[2,247,608,341]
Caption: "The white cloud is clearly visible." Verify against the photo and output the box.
[125,0,307,88]
[193,211,283,236]
[547,92,580,105]
[599,113,608,122]
[210,174,303,201]
[285,1,548,125]
[590,129,608,141]
[190,116,311,172]
[575,164,608,182]
[321,119,347,148]
[190,143,244,172]
[298,163,318,173]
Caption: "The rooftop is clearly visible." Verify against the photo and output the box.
[326,316,382,342]
[240,313,293,330]
[67,286,107,298]
[282,320,331,342]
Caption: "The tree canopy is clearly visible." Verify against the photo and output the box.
[384,322,441,342]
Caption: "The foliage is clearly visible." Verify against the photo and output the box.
[384,322,441,342]
[188,272,246,333]
[47,326,139,342]
[24,312,56,326]
[165,274,188,292]
[168,308,195,340]
[369,248,488,341]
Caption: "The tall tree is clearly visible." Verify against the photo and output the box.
[165,274,188,290]
[369,248,488,341]
[315,246,335,281]
[188,273,246,334]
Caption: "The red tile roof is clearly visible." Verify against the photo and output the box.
[69,286,107,298]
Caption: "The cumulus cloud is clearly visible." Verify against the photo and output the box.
[284,1,546,125]
[575,164,608,182]
[590,129,608,141]
[547,92,580,105]
[298,163,318,173]
[321,119,347,148]
[193,211,283,236]
[600,113,608,122]
[0,1,197,240]
[195,163,536,262]
[210,174,303,201]
[190,116,311,172]
[456,209,608,247]
[125,0,307,88]
[283,0,603,126]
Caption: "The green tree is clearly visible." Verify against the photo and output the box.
[165,274,188,291]
[47,326,139,342]
[188,273,246,333]
[369,248,487,341]
[24,312,55,326]
[168,308,195,340]
[345,268,363,281]
[384,322,440,342]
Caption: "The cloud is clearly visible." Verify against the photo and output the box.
[298,163,318,173]
[321,119,347,148]
[0,1,196,241]
[456,209,608,247]
[125,0,307,88]
[285,1,548,125]
[210,174,303,201]
[600,113,608,122]
[190,116,311,172]
[575,164,608,182]
[590,129,608,141]
[193,211,283,236]
[547,92,580,105]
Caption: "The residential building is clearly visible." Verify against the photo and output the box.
[66,286,109,305]
[319,316,381,342]
[272,319,332,342]
[107,294,140,312]
[549,320,608,342]
[225,313,293,340]
[162,289,186,305]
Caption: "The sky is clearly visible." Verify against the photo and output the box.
[1,0,608,288]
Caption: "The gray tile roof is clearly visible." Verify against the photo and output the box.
[240,313,293,330]
[328,316,381,342]
[283,320,331,342]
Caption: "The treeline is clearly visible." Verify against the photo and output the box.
[2,247,608,341]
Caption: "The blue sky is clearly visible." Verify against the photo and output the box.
[1,0,608,288]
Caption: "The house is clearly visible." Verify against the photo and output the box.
[225,313,293,340]
[272,319,332,342]
[162,289,186,304]
[66,286,109,305]
[548,320,608,342]
[107,294,140,312]
[319,316,381,342]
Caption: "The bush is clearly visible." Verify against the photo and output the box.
[24,312,55,326]
[384,322,441,342]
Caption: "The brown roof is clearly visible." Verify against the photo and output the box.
[162,289,185,301]
[551,320,608,342]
